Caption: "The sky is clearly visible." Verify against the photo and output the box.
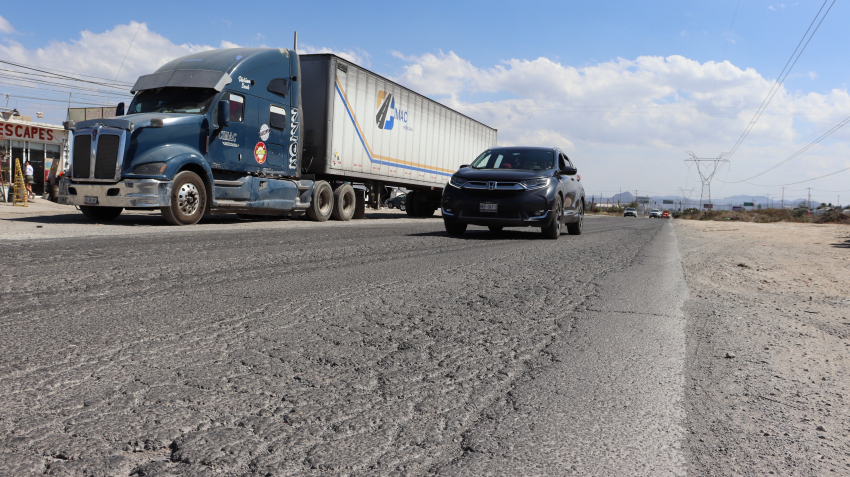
[1,0,849,203]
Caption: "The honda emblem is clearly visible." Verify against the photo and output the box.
[487,181,496,190]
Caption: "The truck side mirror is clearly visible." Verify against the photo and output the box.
[217,100,231,128]
[116,102,125,116]
[563,166,578,175]
[459,164,469,169]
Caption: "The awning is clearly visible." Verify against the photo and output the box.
[131,69,232,93]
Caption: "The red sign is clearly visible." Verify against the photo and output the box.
[1,122,63,144]
[704,204,714,209]
[254,142,267,164]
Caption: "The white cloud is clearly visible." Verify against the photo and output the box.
[298,43,370,67]
[768,5,776,11]
[0,22,221,85]
[808,71,818,80]
[389,51,850,194]
[0,15,14,34]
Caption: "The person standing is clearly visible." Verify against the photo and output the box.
[24,160,35,200]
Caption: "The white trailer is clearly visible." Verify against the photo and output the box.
[300,54,497,215]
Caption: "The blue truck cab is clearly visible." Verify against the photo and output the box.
[58,48,330,224]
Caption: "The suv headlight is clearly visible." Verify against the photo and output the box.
[133,162,167,175]
[520,178,550,190]
[449,176,468,188]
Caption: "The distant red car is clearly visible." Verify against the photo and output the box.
[661,210,670,218]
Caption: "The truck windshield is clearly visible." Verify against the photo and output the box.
[470,148,555,170]
[127,87,218,114]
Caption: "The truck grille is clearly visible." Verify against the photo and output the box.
[71,131,123,180]
[94,135,120,179]
[72,135,91,179]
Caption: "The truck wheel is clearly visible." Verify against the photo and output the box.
[332,184,356,221]
[444,221,467,236]
[80,206,123,222]
[306,181,334,222]
[161,171,206,225]
[567,201,584,235]
[541,196,563,240]
[405,191,417,216]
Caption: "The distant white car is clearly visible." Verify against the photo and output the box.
[649,209,661,218]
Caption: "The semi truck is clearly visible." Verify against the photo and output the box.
[58,47,497,224]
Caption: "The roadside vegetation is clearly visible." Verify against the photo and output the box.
[674,207,850,224]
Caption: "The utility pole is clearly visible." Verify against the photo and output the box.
[685,152,728,210]
[766,194,771,209]
[807,187,812,209]
[780,187,786,209]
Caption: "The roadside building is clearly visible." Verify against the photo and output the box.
[1,113,69,198]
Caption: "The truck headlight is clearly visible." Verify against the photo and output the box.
[133,162,167,175]
[520,178,550,190]
[449,176,467,188]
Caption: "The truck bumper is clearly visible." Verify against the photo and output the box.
[58,179,172,208]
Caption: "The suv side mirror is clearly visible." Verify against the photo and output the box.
[459,164,469,169]
[115,102,125,116]
[217,100,231,128]
[563,166,578,175]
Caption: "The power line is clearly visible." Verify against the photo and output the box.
[741,165,850,187]
[0,59,135,90]
[726,0,836,160]
[722,113,850,184]
[0,59,135,87]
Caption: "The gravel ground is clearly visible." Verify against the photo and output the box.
[677,220,850,475]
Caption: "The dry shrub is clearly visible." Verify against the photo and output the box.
[677,208,817,223]
[815,210,850,224]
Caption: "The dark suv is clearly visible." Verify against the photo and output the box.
[441,147,585,239]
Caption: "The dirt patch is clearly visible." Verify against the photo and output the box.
[676,220,850,475]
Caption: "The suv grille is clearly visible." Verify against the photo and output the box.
[72,135,91,179]
[94,135,120,179]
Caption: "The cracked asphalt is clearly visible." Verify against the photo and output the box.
[0,214,686,476]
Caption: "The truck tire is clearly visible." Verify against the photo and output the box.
[80,206,123,222]
[541,196,563,240]
[405,191,417,216]
[332,184,356,221]
[161,171,207,225]
[306,181,334,222]
[566,200,584,235]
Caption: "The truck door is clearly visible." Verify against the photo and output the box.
[208,92,254,171]
[260,102,293,172]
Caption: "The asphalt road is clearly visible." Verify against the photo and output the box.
[0,215,687,476]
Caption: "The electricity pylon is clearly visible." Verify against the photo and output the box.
[685,152,728,209]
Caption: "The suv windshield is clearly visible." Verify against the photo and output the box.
[471,148,555,170]
[127,87,218,115]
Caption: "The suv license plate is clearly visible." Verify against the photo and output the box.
[84,196,98,205]
[480,202,498,212]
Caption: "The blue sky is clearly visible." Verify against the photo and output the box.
[1,1,848,201]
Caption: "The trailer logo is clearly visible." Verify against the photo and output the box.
[376,91,409,131]
[254,142,267,164]
[288,108,298,169]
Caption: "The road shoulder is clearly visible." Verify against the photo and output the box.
[677,220,850,475]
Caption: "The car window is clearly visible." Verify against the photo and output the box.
[471,148,555,170]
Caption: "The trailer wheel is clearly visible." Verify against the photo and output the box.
[161,171,206,225]
[405,191,417,216]
[332,184,356,221]
[80,206,123,222]
[306,181,334,222]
